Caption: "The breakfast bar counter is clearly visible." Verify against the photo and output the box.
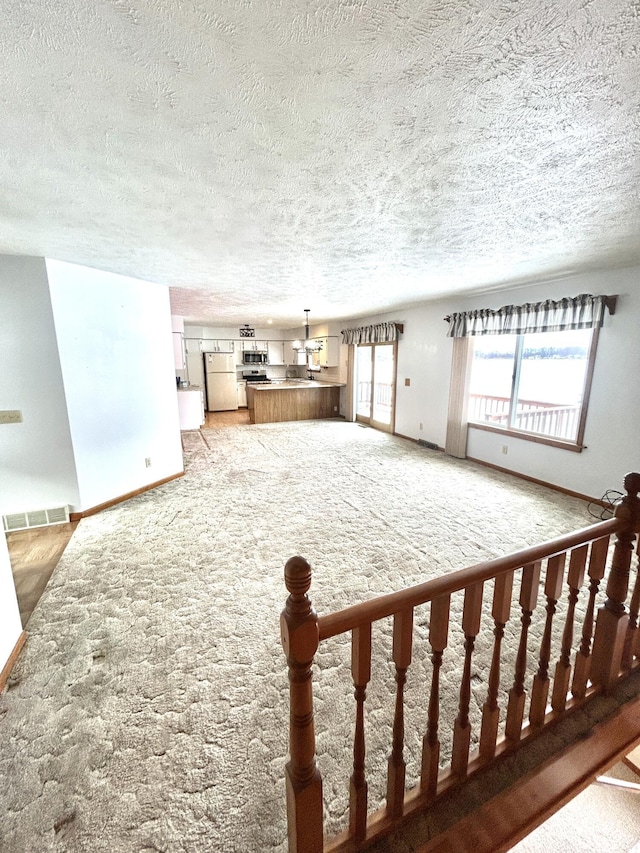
[246,380,343,424]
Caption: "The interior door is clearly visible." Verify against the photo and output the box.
[355,342,396,433]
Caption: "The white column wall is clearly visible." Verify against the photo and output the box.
[0,533,22,675]
[46,260,184,511]
[0,256,80,514]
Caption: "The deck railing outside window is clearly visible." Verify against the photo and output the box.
[358,381,393,413]
[469,393,580,441]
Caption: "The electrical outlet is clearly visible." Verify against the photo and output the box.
[0,410,23,424]
[419,422,423,430]
[145,457,152,467]
[333,406,338,412]
[502,445,508,455]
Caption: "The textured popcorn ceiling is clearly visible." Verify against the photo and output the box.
[1,1,639,326]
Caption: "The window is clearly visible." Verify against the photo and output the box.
[468,328,597,448]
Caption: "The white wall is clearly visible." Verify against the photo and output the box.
[0,256,80,514]
[0,532,22,675]
[340,266,640,500]
[46,260,184,511]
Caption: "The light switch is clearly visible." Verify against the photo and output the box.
[404,378,410,386]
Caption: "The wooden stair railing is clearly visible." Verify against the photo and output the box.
[281,472,640,853]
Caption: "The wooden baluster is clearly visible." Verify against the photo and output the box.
[592,473,640,691]
[572,536,610,697]
[634,537,640,660]
[386,608,413,819]
[280,557,323,853]
[529,554,566,727]
[551,545,588,712]
[505,562,541,742]
[480,571,514,759]
[622,540,640,669]
[420,594,450,799]
[452,581,484,778]
[349,623,372,844]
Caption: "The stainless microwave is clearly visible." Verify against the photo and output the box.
[242,350,267,365]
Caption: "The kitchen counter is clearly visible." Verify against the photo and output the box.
[246,380,343,424]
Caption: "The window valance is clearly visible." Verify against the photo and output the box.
[341,322,403,345]
[444,294,616,338]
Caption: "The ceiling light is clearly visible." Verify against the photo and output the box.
[293,309,323,353]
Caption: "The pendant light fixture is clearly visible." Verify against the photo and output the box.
[293,309,323,353]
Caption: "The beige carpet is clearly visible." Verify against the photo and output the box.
[0,421,623,852]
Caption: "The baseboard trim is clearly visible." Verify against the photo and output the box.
[465,456,604,506]
[69,471,184,520]
[393,437,603,505]
[394,432,443,451]
[0,630,27,694]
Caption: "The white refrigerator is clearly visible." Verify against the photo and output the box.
[204,352,238,411]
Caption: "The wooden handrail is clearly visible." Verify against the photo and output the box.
[282,474,640,853]
[319,518,621,640]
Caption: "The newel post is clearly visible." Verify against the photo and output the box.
[591,472,640,692]
[280,556,323,853]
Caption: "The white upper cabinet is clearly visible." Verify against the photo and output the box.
[185,337,234,354]
[310,336,339,367]
[241,339,268,351]
[267,340,285,364]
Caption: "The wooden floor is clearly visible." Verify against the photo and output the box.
[6,521,79,626]
[5,412,246,624]
[5,412,246,625]
[204,408,250,427]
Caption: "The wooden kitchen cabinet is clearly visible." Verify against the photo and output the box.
[246,381,341,424]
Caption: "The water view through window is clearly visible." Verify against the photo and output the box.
[469,329,593,442]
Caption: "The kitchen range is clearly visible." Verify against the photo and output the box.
[242,369,271,385]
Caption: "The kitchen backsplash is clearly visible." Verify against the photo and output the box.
[316,365,340,383]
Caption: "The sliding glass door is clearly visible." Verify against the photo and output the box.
[355,342,396,433]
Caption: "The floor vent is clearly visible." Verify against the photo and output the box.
[2,506,70,532]
[418,439,439,450]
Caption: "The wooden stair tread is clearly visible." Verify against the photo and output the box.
[415,690,640,853]
[623,744,640,777]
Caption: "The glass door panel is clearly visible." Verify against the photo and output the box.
[372,345,394,426]
[356,346,372,419]
[355,342,396,433]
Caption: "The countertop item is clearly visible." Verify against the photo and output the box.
[251,380,344,390]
